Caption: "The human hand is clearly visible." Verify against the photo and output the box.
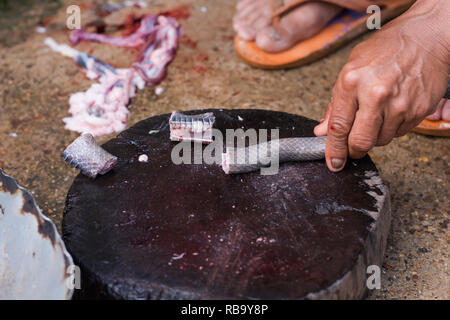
[314,0,450,172]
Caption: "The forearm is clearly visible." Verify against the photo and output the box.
[403,0,450,66]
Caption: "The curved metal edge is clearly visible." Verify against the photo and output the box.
[0,168,74,300]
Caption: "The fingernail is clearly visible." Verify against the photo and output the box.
[319,118,324,123]
[331,158,345,169]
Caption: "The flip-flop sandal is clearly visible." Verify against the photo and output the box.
[412,119,450,137]
[235,0,414,69]
[412,84,450,137]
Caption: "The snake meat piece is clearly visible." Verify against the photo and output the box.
[169,111,216,143]
[69,14,158,47]
[133,16,180,84]
[222,136,327,174]
[62,133,118,178]
[45,15,180,137]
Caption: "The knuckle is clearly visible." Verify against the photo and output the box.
[342,61,357,73]
[329,116,352,137]
[341,69,360,89]
[376,136,392,146]
[349,135,374,153]
[391,103,408,117]
[369,84,390,101]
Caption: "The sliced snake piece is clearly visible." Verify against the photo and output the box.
[133,16,180,84]
[222,136,327,174]
[69,15,158,47]
[62,133,118,178]
[169,111,215,143]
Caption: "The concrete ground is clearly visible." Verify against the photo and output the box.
[0,0,448,299]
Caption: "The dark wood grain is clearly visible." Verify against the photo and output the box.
[62,109,390,300]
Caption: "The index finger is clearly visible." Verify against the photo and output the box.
[325,80,358,172]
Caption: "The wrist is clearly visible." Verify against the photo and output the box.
[406,0,450,64]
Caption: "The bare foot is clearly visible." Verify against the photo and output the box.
[233,0,342,53]
[233,0,273,41]
[426,99,450,121]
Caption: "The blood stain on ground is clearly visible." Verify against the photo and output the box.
[196,52,209,62]
[192,66,208,74]
[159,4,191,20]
[179,35,197,49]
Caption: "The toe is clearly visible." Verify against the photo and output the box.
[255,2,342,53]
[235,24,257,41]
[235,0,260,21]
[252,15,272,31]
[256,25,294,53]
[236,0,255,11]
[442,99,450,121]
[426,99,445,121]
[233,0,272,41]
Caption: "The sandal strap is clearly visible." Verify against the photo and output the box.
[272,0,342,24]
[272,0,314,20]
[272,0,389,22]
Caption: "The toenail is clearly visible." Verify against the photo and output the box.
[269,29,281,41]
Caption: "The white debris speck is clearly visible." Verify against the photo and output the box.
[155,87,164,95]
[44,37,80,59]
[36,26,46,33]
[138,154,148,162]
[124,0,147,7]
[9,133,18,137]
[172,252,186,260]
[238,116,243,121]
[200,6,207,13]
